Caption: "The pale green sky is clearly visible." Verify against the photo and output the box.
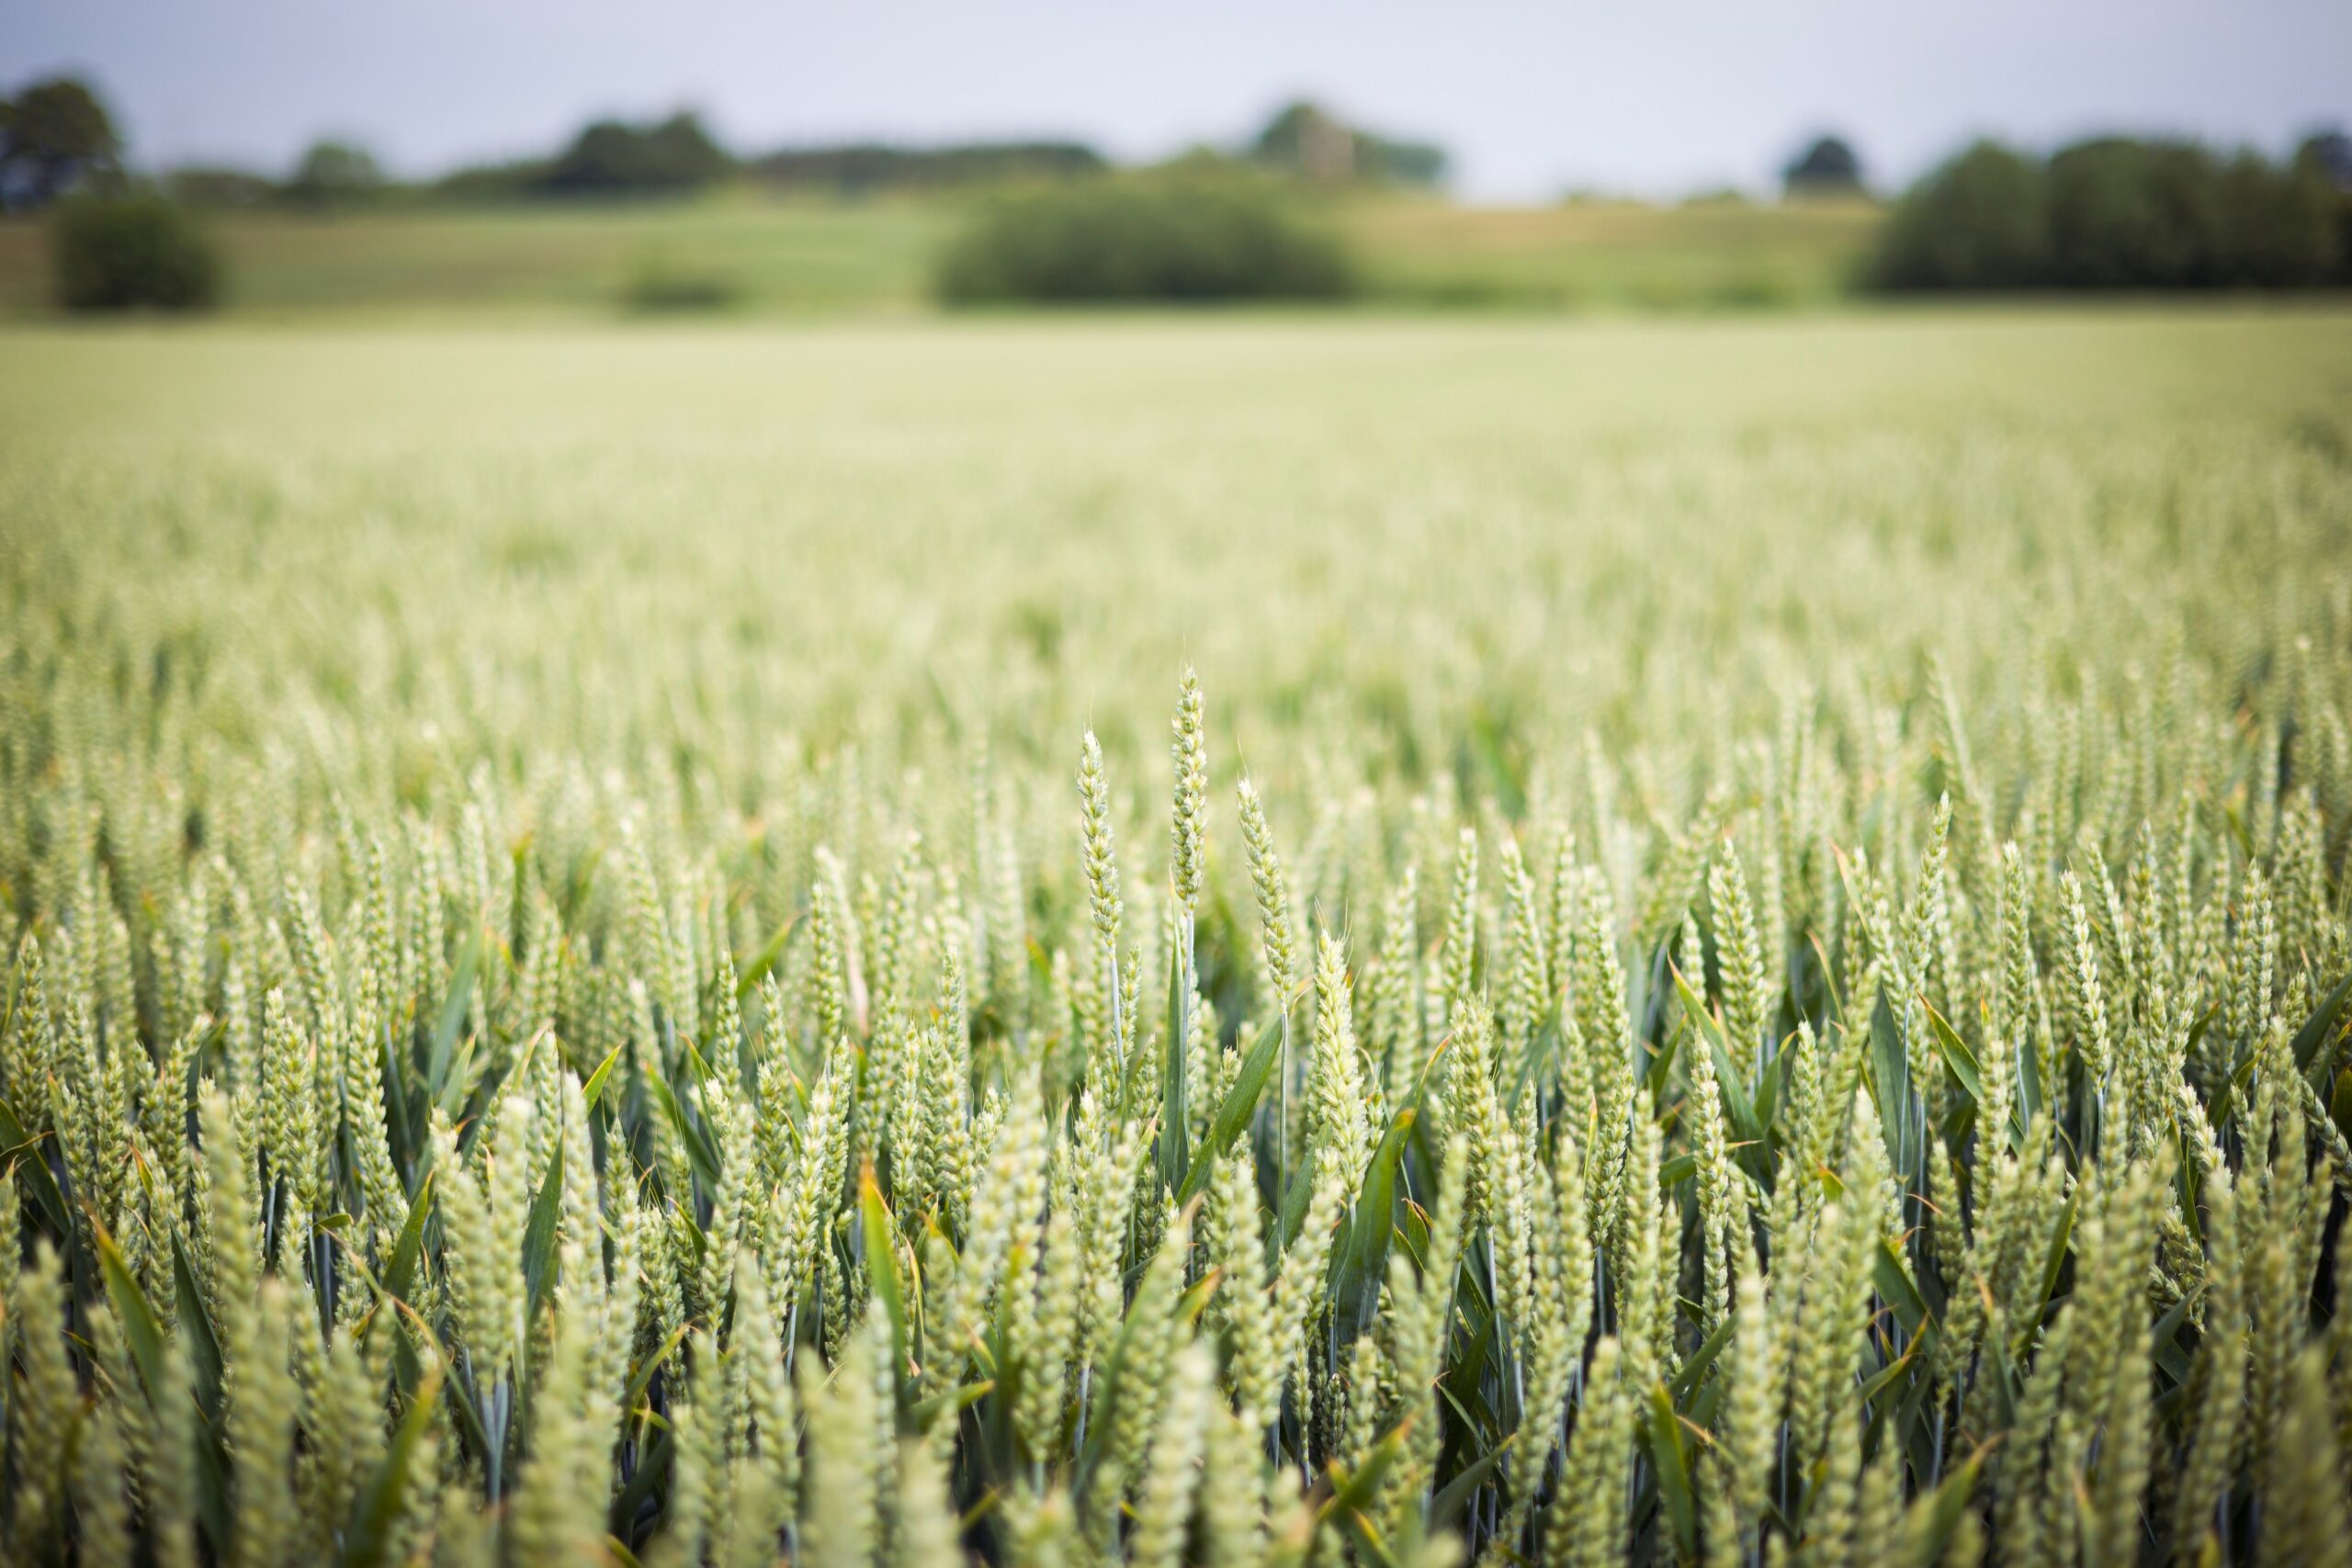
[8,0,2346,200]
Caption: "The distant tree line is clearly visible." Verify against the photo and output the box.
[435,101,1436,200]
[1872,134,2352,290]
[751,142,1105,192]
[6,73,1450,214]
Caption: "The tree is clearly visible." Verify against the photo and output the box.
[539,112,729,195]
[287,140,384,208]
[2211,151,2339,286]
[1,75,121,209]
[2292,132,2352,283]
[2044,139,2223,287]
[1249,101,1448,187]
[2294,130,2352,193]
[1870,141,2048,288]
[1868,135,2343,293]
[1782,135,1864,197]
[1251,102,1360,183]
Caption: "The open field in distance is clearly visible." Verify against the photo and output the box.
[0,192,1885,318]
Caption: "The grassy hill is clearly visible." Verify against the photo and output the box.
[1349,195,1879,309]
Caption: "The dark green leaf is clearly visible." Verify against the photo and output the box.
[0,1097,70,1236]
[1325,1427,1412,1567]
[2291,966,2352,1072]
[172,1233,226,1426]
[2151,1289,2197,1387]
[171,1232,234,1551]
[1669,966,1771,1190]
[1669,1314,1739,1402]
[1869,988,1910,1172]
[608,1427,672,1544]
[94,1222,168,1401]
[1921,1000,1984,1104]
[580,1041,626,1112]
[1274,1153,1315,1255]
[643,1070,721,1194]
[380,1169,436,1310]
[1644,1015,1684,1103]
[1334,1108,1413,1332]
[1905,1455,1983,1564]
[522,1133,566,1317]
[736,910,803,998]
[378,1022,418,1186]
[1159,931,1192,1192]
[2029,1179,2082,1334]
[1875,1241,1935,1348]
[1175,1000,1292,1206]
[908,1379,993,1433]
[1428,1431,1515,1530]
[1643,1382,1697,1562]
[425,930,482,1101]
[623,1321,691,1421]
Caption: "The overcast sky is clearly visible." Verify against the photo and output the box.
[7,0,2346,201]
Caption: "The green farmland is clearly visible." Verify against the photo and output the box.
[2,306,2350,1566]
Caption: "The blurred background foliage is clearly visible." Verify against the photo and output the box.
[3,71,2347,316]
[936,173,1355,304]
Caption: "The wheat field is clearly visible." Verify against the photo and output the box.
[2,308,2350,1566]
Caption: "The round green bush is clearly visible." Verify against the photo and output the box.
[51,196,222,311]
[937,178,1355,304]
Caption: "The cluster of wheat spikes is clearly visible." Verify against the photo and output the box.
[5,598,2352,1568]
